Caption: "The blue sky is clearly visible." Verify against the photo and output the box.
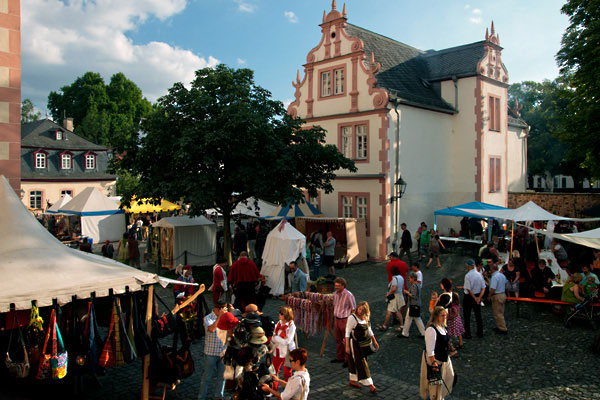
[22,0,569,113]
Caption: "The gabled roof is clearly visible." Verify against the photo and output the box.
[21,119,107,150]
[421,41,486,81]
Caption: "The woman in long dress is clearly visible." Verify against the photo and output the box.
[420,306,455,400]
[346,301,379,394]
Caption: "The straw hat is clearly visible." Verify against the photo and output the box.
[249,327,267,345]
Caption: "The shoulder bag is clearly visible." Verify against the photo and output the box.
[36,309,68,380]
[5,312,30,378]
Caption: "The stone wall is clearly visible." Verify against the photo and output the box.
[508,192,600,217]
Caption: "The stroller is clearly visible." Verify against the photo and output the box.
[564,288,599,329]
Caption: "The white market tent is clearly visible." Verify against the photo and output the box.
[0,176,165,312]
[58,187,126,243]
[206,198,277,218]
[261,220,306,296]
[526,226,600,250]
[45,194,72,215]
[458,201,600,222]
[154,216,217,268]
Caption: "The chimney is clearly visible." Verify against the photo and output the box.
[63,117,74,131]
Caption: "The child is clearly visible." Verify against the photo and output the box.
[429,292,438,313]
[271,306,296,390]
[446,292,465,351]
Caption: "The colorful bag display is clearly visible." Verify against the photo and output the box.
[116,297,137,364]
[36,309,68,380]
[98,301,123,368]
[5,312,30,379]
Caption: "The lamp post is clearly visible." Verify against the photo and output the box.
[390,176,407,251]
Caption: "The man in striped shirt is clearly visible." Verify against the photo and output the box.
[331,277,356,366]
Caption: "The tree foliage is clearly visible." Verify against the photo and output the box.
[556,0,600,179]
[21,98,41,123]
[47,72,152,149]
[116,65,356,260]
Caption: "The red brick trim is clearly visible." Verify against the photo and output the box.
[378,112,390,259]
[337,120,369,163]
[474,77,483,201]
[504,87,509,206]
[304,108,387,123]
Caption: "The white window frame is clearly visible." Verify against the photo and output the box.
[56,131,62,140]
[35,153,46,169]
[341,126,352,159]
[356,125,367,160]
[321,71,331,97]
[29,191,42,209]
[61,154,71,169]
[85,154,96,169]
[342,195,353,218]
[334,68,344,95]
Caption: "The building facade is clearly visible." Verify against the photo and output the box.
[0,0,20,193]
[21,119,116,211]
[288,2,528,259]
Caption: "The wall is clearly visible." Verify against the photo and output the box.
[0,0,20,193]
[508,192,600,218]
[21,180,116,210]
[507,124,527,192]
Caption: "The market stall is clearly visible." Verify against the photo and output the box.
[261,220,306,296]
[122,197,181,214]
[45,194,72,215]
[261,202,323,220]
[295,216,367,263]
[434,201,510,241]
[153,215,217,268]
[58,187,126,243]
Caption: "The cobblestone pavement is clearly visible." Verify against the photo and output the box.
[2,249,599,400]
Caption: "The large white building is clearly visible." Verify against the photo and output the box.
[288,2,528,259]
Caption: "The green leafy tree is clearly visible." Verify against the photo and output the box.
[47,72,151,149]
[556,0,600,179]
[116,65,356,262]
[115,170,140,197]
[21,98,41,123]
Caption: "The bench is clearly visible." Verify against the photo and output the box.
[507,296,600,318]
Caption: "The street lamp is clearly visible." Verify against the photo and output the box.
[395,176,407,199]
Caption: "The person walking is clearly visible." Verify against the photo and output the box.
[488,262,508,334]
[426,229,444,268]
[399,223,413,265]
[271,306,296,391]
[116,232,128,264]
[400,272,426,338]
[331,277,356,366]
[419,306,455,400]
[198,301,227,400]
[412,262,423,288]
[346,301,379,394]
[228,251,261,309]
[127,234,140,269]
[463,258,486,339]
[323,231,337,276]
[420,224,431,261]
[377,265,405,332]
[262,348,310,400]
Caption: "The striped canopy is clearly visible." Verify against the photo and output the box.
[261,202,323,220]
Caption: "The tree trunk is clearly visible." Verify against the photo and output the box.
[223,212,232,265]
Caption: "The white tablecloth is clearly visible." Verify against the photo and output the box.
[539,250,569,282]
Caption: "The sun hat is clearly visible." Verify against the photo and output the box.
[249,327,267,345]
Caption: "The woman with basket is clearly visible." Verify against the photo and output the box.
[420,306,455,400]
[346,301,379,394]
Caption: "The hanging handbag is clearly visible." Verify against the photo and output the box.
[26,304,44,368]
[153,293,176,338]
[409,305,421,317]
[116,297,137,364]
[36,309,68,380]
[98,302,119,369]
[5,312,30,379]
[133,293,152,357]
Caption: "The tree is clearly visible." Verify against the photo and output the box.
[47,72,152,149]
[556,0,600,179]
[115,65,356,262]
[21,98,41,123]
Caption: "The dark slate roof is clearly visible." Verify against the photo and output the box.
[21,119,107,151]
[344,24,491,113]
[507,108,528,128]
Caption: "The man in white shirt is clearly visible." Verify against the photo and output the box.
[463,258,486,339]
[488,262,508,334]
[411,262,423,288]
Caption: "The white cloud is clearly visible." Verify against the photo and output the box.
[468,8,483,24]
[21,0,219,108]
[237,58,247,65]
[234,0,256,13]
[282,98,294,109]
[284,11,298,24]
[464,4,471,10]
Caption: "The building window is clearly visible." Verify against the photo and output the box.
[488,95,501,131]
[537,176,543,188]
[85,154,96,169]
[35,152,46,169]
[357,196,368,230]
[562,177,567,188]
[339,122,368,161]
[61,154,72,169]
[489,157,501,192]
[319,66,345,98]
[29,191,42,209]
[56,131,62,140]
[61,190,73,197]
[342,195,353,218]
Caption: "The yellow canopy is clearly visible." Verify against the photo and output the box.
[123,198,181,213]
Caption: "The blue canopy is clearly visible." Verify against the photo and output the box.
[434,201,508,218]
[260,202,323,220]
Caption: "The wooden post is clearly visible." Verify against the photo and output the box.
[141,285,154,400]
[510,222,515,255]
[320,329,334,357]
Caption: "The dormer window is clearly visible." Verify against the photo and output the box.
[34,150,47,169]
[60,152,72,169]
[56,130,63,140]
[85,152,96,169]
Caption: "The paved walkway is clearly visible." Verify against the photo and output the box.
[2,249,599,400]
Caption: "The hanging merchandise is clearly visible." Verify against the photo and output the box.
[285,292,334,337]
[98,300,124,368]
[153,293,177,338]
[5,312,30,379]
[148,318,194,385]
[36,309,68,380]
[116,297,137,364]
[26,304,44,369]
[133,292,152,357]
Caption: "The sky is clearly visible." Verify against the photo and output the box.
[21,0,570,115]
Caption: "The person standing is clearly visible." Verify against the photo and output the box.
[211,259,228,305]
[463,258,486,339]
[309,230,323,257]
[346,301,379,394]
[323,231,337,276]
[247,221,258,261]
[331,277,356,366]
[399,223,413,265]
[262,348,310,400]
[116,232,128,264]
[128,234,140,269]
[290,261,308,292]
[412,262,423,288]
[198,301,227,400]
[232,226,248,259]
[419,224,431,261]
[228,251,261,309]
[488,262,508,334]
[271,306,296,390]
[173,265,195,300]
[400,272,426,338]
[419,306,455,400]
[101,240,114,259]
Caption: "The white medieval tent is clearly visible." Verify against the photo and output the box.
[45,193,72,215]
[58,187,126,243]
[153,215,217,268]
[260,220,306,296]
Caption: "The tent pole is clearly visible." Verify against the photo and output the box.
[510,222,514,255]
[141,285,153,400]
[534,232,540,257]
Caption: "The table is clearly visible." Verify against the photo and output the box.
[439,236,482,256]
[539,250,570,282]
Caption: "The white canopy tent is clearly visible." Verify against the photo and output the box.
[58,187,126,243]
[206,198,277,218]
[524,226,600,250]
[153,216,217,268]
[0,176,195,312]
[260,220,306,296]
[45,194,72,215]
[459,201,600,222]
